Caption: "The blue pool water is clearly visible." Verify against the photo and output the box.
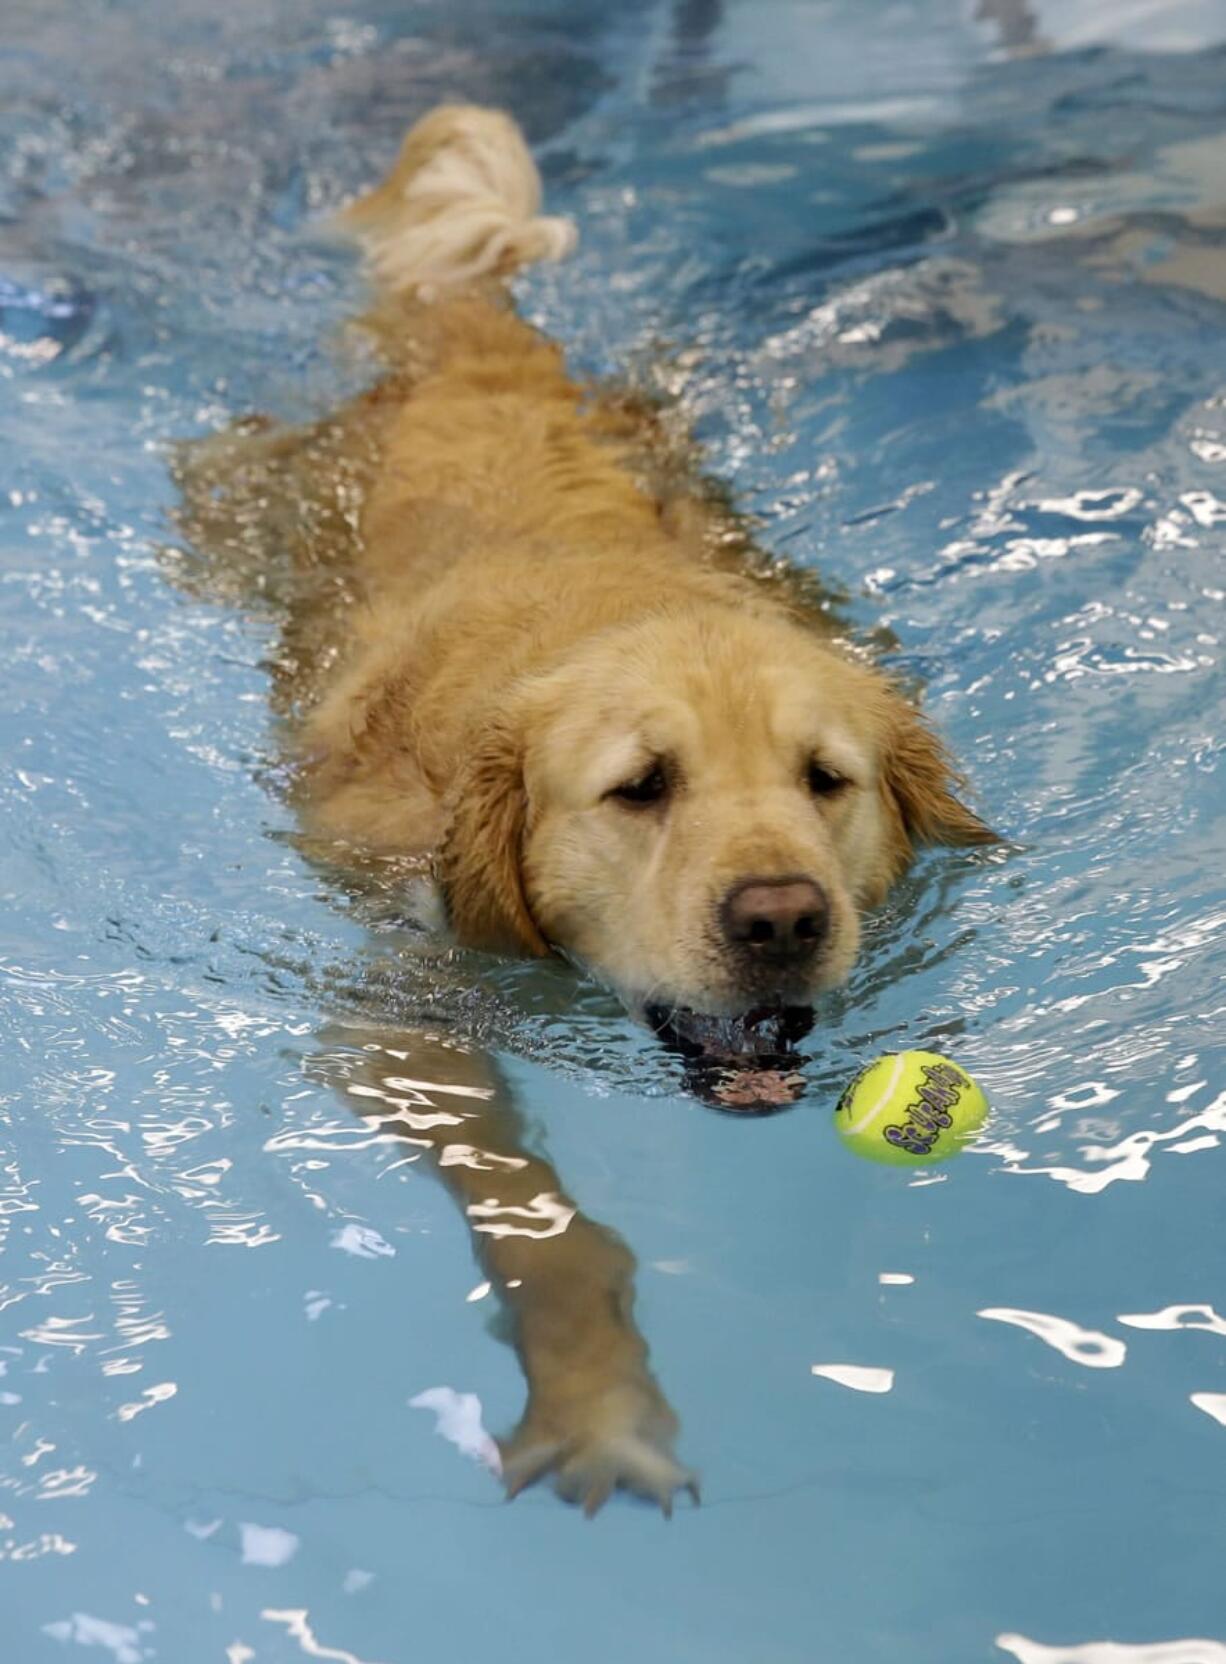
[3,1,1226,1659]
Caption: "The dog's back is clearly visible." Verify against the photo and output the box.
[173,103,990,956]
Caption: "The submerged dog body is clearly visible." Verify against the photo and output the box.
[248,105,991,1033]
[173,104,995,1512]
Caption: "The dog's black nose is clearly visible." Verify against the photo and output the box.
[720,878,829,966]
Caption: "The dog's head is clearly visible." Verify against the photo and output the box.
[439,608,993,1044]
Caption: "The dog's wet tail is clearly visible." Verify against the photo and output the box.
[337,105,576,294]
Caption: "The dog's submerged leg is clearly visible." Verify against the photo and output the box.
[310,1025,697,1515]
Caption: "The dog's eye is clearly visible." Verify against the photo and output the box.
[807,760,848,798]
[609,765,669,807]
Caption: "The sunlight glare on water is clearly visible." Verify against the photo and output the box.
[2,0,1224,1660]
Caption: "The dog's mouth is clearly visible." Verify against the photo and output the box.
[644,1001,815,1059]
[644,1002,815,1115]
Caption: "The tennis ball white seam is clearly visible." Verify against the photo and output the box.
[843,1052,907,1136]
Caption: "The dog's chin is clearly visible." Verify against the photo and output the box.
[643,1001,815,1116]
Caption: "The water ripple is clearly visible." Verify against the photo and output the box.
[3,0,1226,1656]
[999,1640,1226,1664]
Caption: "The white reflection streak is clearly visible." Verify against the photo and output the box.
[22,1437,57,1468]
[1118,1304,1226,1337]
[1190,1393,1226,1428]
[998,1636,1226,1663]
[264,1122,431,1155]
[376,1073,494,1101]
[35,1465,96,1500]
[1005,1089,1226,1194]
[204,1215,280,1250]
[466,1192,575,1240]
[375,1153,421,1179]
[409,1386,501,1472]
[1167,1135,1219,1155]
[261,1609,389,1664]
[439,1144,527,1172]
[810,1364,894,1393]
[978,1308,1126,1368]
[345,1085,465,1131]
[116,1382,177,1422]
[4,1531,76,1561]
[1181,490,1226,528]
[1028,488,1142,521]
[18,1316,103,1354]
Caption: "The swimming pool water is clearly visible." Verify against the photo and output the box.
[3,1,1225,1659]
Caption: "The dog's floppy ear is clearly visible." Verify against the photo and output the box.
[880,692,997,859]
[437,714,550,957]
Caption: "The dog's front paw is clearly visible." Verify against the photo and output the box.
[499,1376,699,1517]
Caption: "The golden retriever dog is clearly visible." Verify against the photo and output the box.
[173,104,992,1513]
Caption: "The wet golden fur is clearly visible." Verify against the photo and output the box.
[176,104,992,1024]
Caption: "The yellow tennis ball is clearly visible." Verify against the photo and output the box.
[834,1051,988,1166]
